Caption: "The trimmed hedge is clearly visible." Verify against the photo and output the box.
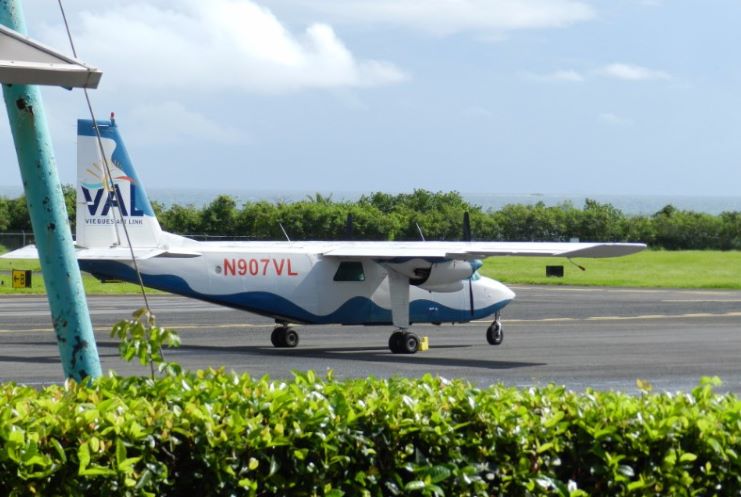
[0,371,739,496]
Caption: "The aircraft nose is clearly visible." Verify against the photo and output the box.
[482,278,515,303]
[494,280,516,302]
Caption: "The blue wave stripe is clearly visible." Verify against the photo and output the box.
[80,260,511,324]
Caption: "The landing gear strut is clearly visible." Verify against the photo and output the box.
[271,325,299,348]
[388,330,420,354]
[486,312,503,345]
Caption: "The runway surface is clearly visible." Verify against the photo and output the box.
[0,286,739,393]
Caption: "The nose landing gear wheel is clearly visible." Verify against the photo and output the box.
[271,326,299,348]
[486,321,503,345]
[388,330,420,354]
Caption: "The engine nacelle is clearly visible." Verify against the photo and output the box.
[385,259,476,292]
[417,260,475,290]
[419,281,465,293]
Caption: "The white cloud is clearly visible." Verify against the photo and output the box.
[599,112,632,126]
[299,0,596,35]
[598,63,670,81]
[527,69,585,82]
[549,70,585,82]
[126,101,244,145]
[40,0,406,94]
[525,63,672,85]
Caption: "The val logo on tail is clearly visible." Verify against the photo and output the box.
[76,118,161,249]
[4,117,646,354]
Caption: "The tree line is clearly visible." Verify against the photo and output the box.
[1,188,740,250]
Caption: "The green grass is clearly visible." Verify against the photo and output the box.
[2,250,741,294]
[482,250,741,289]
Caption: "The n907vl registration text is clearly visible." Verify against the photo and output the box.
[222,258,298,277]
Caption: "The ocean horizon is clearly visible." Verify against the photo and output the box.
[2,185,740,216]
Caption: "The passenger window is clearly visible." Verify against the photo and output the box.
[334,261,365,281]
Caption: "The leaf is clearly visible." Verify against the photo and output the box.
[135,469,154,490]
[535,476,555,489]
[51,438,67,463]
[663,450,677,468]
[618,465,635,478]
[636,378,653,392]
[77,442,91,474]
[8,428,24,445]
[404,480,426,491]
[628,479,647,491]
[537,442,554,454]
[427,465,452,484]
[116,438,126,468]
[707,437,723,454]
[268,457,279,477]
[680,453,697,463]
[80,466,117,477]
[119,457,142,472]
[132,307,148,320]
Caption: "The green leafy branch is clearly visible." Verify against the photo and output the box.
[111,307,182,378]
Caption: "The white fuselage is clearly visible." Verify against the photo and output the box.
[79,240,516,325]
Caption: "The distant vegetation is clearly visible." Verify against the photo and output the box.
[2,188,741,250]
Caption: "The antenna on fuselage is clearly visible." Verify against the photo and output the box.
[415,223,426,242]
[345,213,354,240]
[279,223,291,243]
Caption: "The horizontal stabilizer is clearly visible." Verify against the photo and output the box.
[1,244,200,261]
[0,244,40,259]
[77,247,166,260]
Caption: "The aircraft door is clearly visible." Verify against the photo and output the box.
[320,259,373,325]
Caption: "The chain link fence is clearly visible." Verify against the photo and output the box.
[0,232,35,252]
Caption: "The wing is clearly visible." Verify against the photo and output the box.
[321,241,646,260]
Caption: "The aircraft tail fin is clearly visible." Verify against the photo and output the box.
[76,117,163,249]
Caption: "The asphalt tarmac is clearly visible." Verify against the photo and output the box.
[0,286,739,393]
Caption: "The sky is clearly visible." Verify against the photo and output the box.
[1,0,740,196]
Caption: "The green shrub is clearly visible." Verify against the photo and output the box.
[0,373,738,496]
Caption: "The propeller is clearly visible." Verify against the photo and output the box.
[463,211,472,242]
[462,211,475,315]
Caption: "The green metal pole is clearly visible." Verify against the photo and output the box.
[1,0,101,380]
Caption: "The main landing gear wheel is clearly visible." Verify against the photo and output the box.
[388,330,420,354]
[486,320,503,346]
[271,326,299,348]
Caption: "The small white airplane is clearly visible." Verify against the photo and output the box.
[4,117,645,354]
